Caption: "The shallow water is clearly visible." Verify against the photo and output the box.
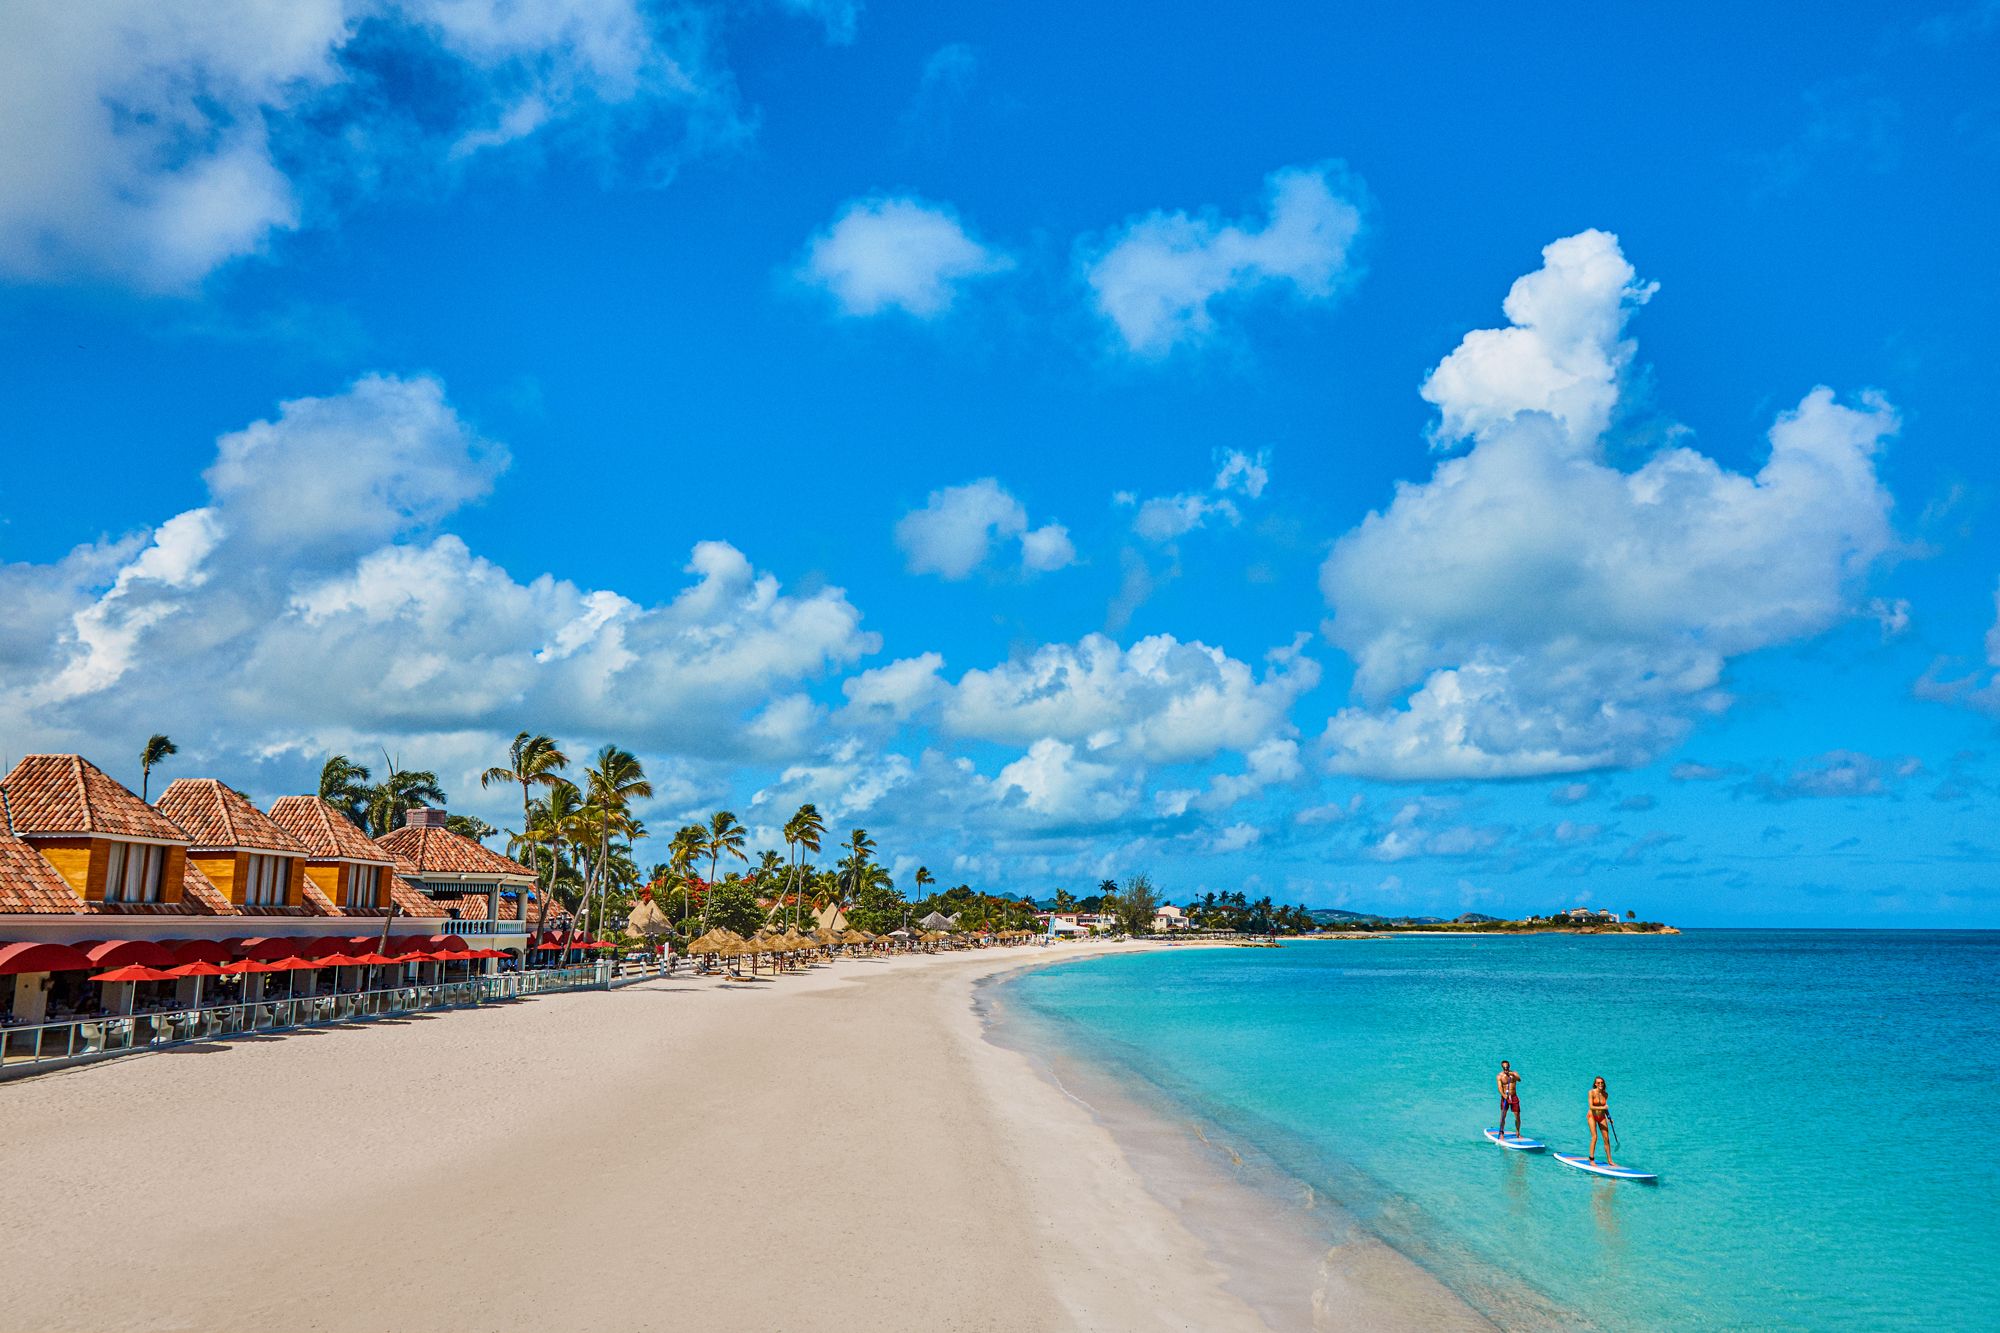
[1002,932,2000,1331]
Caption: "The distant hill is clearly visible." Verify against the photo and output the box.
[1307,907,1445,926]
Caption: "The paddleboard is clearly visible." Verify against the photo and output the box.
[1484,1128,1546,1151]
[1553,1152,1657,1182]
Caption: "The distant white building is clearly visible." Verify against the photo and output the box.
[1152,903,1189,932]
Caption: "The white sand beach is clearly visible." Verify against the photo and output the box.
[0,944,1485,1332]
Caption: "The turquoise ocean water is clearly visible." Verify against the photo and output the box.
[1000,932,2000,1330]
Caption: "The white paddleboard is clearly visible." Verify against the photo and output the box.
[1484,1128,1545,1151]
[1554,1152,1657,1182]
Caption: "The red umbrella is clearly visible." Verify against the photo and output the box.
[220,958,291,975]
[165,961,228,978]
[90,965,176,983]
[346,952,400,966]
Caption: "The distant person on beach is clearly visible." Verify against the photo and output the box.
[1496,1060,1522,1135]
[1588,1077,1616,1165]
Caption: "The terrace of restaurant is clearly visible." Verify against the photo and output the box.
[0,930,598,1074]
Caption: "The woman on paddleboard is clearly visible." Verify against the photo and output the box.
[1587,1077,1616,1165]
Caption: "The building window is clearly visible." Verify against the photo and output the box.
[344,862,381,909]
[243,854,290,906]
[102,841,164,903]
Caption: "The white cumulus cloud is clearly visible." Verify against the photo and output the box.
[0,1,816,290]
[895,479,1072,579]
[798,196,1011,318]
[1121,448,1270,544]
[1320,232,1899,779]
[1420,229,1656,451]
[1083,162,1363,356]
[0,374,877,785]
[943,632,1318,764]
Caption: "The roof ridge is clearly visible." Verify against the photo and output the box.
[74,754,95,833]
[218,781,240,846]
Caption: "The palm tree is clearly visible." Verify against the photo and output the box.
[319,755,373,825]
[914,866,935,898]
[527,778,585,943]
[666,823,705,926]
[782,803,825,931]
[697,811,748,931]
[1054,888,1076,913]
[753,848,785,919]
[815,863,867,929]
[139,734,177,801]
[363,758,447,836]
[560,746,651,960]
[829,828,878,928]
[842,827,876,892]
[481,732,569,892]
[831,857,892,929]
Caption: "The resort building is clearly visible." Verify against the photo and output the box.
[1152,903,1190,932]
[1,753,193,909]
[374,808,536,946]
[1553,907,1622,925]
[0,755,556,1040]
[157,778,313,912]
[268,796,429,917]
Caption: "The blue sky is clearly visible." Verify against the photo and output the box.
[2,2,1997,925]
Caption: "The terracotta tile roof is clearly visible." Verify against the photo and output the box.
[156,779,310,854]
[375,824,533,880]
[0,754,188,842]
[267,796,396,864]
[301,880,339,915]
[389,876,437,917]
[0,836,87,913]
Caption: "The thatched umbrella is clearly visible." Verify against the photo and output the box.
[627,898,672,943]
[688,929,745,969]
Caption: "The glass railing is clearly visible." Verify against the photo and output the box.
[0,969,604,1077]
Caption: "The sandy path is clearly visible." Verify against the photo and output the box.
[0,944,1485,1332]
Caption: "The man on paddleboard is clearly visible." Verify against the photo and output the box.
[1496,1060,1522,1137]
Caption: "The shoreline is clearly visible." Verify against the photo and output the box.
[975,951,1495,1330]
